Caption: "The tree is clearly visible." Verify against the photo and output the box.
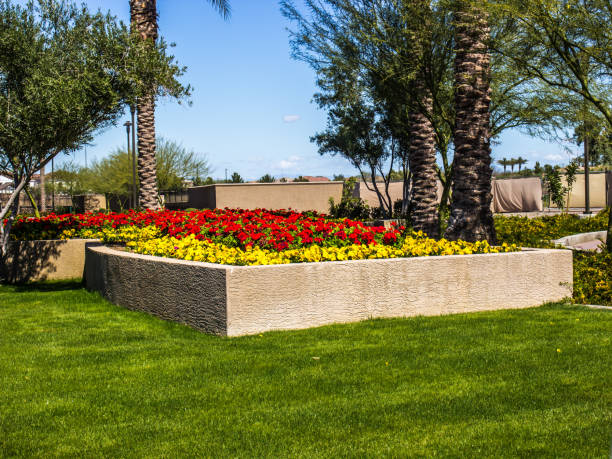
[129,0,231,210]
[445,1,496,242]
[229,172,244,183]
[282,0,425,220]
[87,150,135,197]
[516,156,527,172]
[86,138,210,195]
[498,158,509,173]
[0,0,185,259]
[282,0,554,229]
[155,138,210,191]
[488,0,612,250]
[258,174,275,183]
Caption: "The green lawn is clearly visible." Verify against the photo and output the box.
[1,283,611,458]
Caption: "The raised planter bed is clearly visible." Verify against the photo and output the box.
[4,239,99,283]
[85,245,573,336]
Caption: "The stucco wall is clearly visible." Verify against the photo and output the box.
[187,182,343,213]
[4,239,98,283]
[85,245,573,336]
[550,173,607,208]
[85,245,227,335]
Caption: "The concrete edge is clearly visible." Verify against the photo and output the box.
[87,244,570,273]
[553,231,607,247]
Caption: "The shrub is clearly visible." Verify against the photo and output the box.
[328,178,370,220]
[494,209,609,247]
[573,251,612,305]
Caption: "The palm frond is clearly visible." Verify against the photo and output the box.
[206,0,231,20]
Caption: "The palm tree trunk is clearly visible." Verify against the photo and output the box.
[130,0,160,210]
[40,166,46,213]
[445,2,496,243]
[408,84,439,238]
[606,207,611,253]
[136,93,160,209]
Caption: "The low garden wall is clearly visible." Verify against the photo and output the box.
[4,239,98,283]
[85,245,573,336]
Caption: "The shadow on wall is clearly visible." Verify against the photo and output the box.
[2,240,65,283]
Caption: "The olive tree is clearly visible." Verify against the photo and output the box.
[0,0,188,258]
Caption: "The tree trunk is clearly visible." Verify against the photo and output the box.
[136,93,160,209]
[607,207,612,253]
[408,86,439,238]
[130,0,160,210]
[25,187,40,218]
[445,2,496,243]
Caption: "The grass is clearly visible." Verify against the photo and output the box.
[1,282,611,457]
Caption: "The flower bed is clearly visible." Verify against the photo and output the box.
[12,209,517,266]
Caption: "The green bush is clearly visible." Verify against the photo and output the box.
[328,178,370,220]
[494,209,609,247]
[573,251,612,305]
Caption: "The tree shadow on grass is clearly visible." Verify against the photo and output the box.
[9,279,84,293]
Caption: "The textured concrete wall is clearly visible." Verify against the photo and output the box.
[225,249,572,335]
[186,182,343,213]
[86,245,572,336]
[4,239,98,283]
[85,245,227,335]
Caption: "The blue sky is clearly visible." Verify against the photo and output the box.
[57,0,578,180]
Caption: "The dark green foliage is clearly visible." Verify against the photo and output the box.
[257,174,275,183]
[328,178,370,220]
[0,284,610,456]
[543,165,566,209]
[230,172,244,183]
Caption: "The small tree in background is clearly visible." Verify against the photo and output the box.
[516,156,528,172]
[563,160,579,212]
[155,138,210,191]
[230,172,244,183]
[258,174,275,183]
[84,138,210,196]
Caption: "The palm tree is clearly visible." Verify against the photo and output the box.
[409,82,439,238]
[445,1,496,243]
[129,0,231,209]
[516,156,527,172]
[509,158,517,173]
[497,158,509,173]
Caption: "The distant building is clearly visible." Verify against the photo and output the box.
[303,176,331,182]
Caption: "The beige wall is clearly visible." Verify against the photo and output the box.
[356,179,544,213]
[550,173,607,208]
[187,182,343,213]
[5,239,98,283]
[86,245,572,337]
